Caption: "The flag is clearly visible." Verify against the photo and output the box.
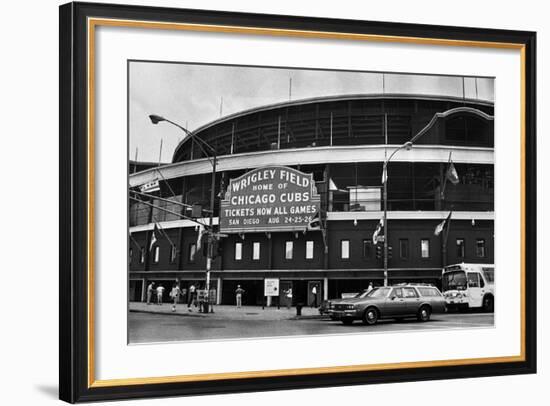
[328,178,348,193]
[196,223,206,251]
[372,218,384,244]
[308,212,321,230]
[149,224,159,250]
[434,211,452,236]
[381,166,387,184]
[446,161,459,185]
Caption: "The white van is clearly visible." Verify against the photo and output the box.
[442,263,494,312]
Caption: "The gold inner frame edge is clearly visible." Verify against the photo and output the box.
[86,17,527,388]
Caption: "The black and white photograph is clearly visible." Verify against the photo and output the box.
[127,62,496,344]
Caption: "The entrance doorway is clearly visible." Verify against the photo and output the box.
[279,280,293,308]
[307,281,322,308]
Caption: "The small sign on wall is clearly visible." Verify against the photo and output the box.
[264,278,280,297]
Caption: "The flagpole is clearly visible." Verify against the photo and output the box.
[441,210,453,268]
[441,151,453,201]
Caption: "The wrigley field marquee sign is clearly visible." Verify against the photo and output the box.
[219,166,321,233]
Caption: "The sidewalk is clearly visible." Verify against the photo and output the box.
[130,302,325,321]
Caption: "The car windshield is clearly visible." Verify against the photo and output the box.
[442,270,467,291]
[366,287,391,298]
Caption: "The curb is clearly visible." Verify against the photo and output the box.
[289,315,328,320]
[130,309,206,318]
[130,308,328,321]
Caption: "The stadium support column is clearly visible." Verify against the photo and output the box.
[216,278,222,305]
[141,279,147,302]
[324,164,330,271]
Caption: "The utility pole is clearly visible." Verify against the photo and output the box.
[383,114,389,286]
[205,153,217,312]
[157,138,163,166]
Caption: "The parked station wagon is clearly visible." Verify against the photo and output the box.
[330,284,446,325]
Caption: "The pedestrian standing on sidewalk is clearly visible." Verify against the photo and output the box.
[235,285,245,308]
[146,281,155,305]
[311,285,318,308]
[285,287,293,309]
[187,283,196,311]
[169,283,181,312]
[367,282,374,293]
[156,284,165,305]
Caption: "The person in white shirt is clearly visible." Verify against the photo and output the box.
[285,288,293,309]
[367,282,374,293]
[146,282,155,305]
[156,284,165,305]
[311,285,318,308]
[235,285,245,308]
[169,283,181,312]
[187,283,196,311]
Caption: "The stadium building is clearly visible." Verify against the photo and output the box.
[128,93,494,306]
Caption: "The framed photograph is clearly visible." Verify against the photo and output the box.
[59,1,536,403]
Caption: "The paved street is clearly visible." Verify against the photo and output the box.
[128,304,493,343]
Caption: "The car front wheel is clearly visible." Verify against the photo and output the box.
[362,307,379,325]
[417,305,431,322]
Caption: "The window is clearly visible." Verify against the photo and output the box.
[139,248,145,264]
[456,238,465,258]
[188,243,197,263]
[421,239,430,258]
[362,240,371,259]
[341,240,350,259]
[306,241,314,259]
[391,288,403,298]
[467,272,480,288]
[399,239,409,259]
[170,245,177,263]
[285,241,293,260]
[252,242,260,260]
[418,287,442,297]
[403,287,418,298]
[476,239,486,257]
[482,267,495,283]
[235,242,243,261]
[153,246,160,263]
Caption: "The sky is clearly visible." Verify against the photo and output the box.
[129,62,494,163]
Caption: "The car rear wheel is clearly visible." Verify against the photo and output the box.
[341,318,354,325]
[362,307,379,325]
[417,305,431,322]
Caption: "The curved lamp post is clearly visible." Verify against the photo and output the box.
[380,106,494,286]
[382,141,413,286]
[149,114,217,312]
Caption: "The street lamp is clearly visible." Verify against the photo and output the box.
[149,114,218,312]
[382,141,413,287]
[379,106,494,287]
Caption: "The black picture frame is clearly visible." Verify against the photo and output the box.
[59,1,537,403]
